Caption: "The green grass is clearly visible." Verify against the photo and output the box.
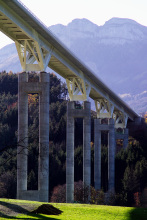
[0,199,147,220]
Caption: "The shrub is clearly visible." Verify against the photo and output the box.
[0,171,16,198]
[106,192,128,206]
[90,187,105,205]
[74,181,90,203]
[51,181,90,203]
[74,180,84,203]
[50,184,66,203]
[51,181,105,204]
[134,192,141,207]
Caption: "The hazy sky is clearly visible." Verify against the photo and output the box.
[0,0,147,48]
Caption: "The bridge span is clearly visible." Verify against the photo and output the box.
[0,0,139,203]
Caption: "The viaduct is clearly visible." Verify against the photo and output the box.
[0,0,140,203]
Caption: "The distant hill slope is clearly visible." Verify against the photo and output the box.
[0,43,21,72]
[0,17,147,113]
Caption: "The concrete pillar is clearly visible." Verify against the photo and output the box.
[108,118,115,192]
[94,118,101,190]
[83,101,91,201]
[123,128,129,149]
[38,72,50,202]
[66,101,75,203]
[17,72,28,199]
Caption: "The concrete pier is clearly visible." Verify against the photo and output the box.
[108,119,115,192]
[17,72,28,198]
[83,102,91,188]
[123,128,129,149]
[94,118,116,193]
[66,102,75,203]
[115,128,129,150]
[83,102,91,202]
[17,72,50,202]
[38,72,50,202]
[94,119,101,190]
[66,101,91,203]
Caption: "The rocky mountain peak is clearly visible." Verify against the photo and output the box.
[67,18,98,33]
[97,17,147,43]
[104,17,139,26]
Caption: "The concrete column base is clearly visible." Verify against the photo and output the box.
[17,190,48,202]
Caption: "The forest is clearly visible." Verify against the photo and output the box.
[0,71,147,207]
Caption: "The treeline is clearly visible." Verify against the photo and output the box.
[0,72,147,206]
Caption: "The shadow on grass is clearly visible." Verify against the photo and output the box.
[128,207,147,220]
[0,201,61,220]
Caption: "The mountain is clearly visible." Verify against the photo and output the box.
[0,17,147,114]
[0,43,21,72]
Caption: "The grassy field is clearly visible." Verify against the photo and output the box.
[0,199,147,220]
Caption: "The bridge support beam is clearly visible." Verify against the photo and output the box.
[94,119,101,190]
[66,102,75,203]
[38,72,50,202]
[123,128,129,149]
[66,101,91,203]
[94,118,116,193]
[17,71,49,202]
[108,119,115,192]
[17,72,28,197]
[83,102,91,202]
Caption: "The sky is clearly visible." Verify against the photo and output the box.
[0,0,147,49]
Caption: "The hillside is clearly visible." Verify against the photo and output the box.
[0,17,147,113]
